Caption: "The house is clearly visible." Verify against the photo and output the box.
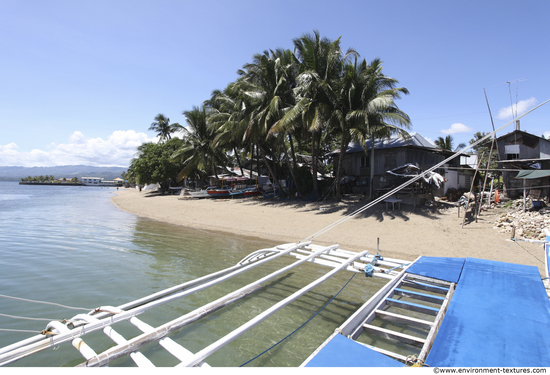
[443,154,478,195]
[329,132,471,202]
[82,177,103,185]
[496,127,550,200]
[81,177,122,187]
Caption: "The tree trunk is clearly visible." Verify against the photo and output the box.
[369,134,375,200]
[212,163,220,186]
[311,129,319,200]
[289,134,298,171]
[234,147,245,177]
[284,146,302,197]
[258,143,285,196]
[335,134,349,201]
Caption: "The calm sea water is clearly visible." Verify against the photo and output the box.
[0,181,386,367]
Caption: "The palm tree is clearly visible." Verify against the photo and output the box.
[149,114,182,142]
[206,84,249,178]
[343,58,411,200]
[171,106,228,183]
[236,49,301,195]
[435,135,466,151]
[273,31,357,199]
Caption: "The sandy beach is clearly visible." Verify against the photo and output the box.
[111,188,548,275]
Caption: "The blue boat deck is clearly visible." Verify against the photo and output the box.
[305,256,550,367]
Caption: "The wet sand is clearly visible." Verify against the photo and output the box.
[111,188,547,275]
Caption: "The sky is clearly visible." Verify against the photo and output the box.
[1,0,549,168]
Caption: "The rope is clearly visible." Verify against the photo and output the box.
[513,240,544,265]
[0,294,92,311]
[0,313,62,322]
[240,273,357,367]
[300,99,550,243]
[0,328,45,334]
[383,263,410,274]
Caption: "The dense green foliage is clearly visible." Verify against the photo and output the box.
[130,31,411,199]
[129,138,185,186]
[434,135,466,151]
[20,175,79,183]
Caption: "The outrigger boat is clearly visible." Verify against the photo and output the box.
[1,241,549,367]
[207,177,268,199]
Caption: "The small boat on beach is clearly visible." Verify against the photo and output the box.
[206,177,261,198]
[187,189,212,198]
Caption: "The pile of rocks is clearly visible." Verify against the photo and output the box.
[493,198,550,240]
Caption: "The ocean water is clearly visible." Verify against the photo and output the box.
[0,181,386,367]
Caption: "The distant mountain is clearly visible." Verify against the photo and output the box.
[0,165,128,181]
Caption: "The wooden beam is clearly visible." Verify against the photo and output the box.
[401,279,449,295]
[418,283,456,363]
[394,288,446,304]
[363,324,426,348]
[386,298,440,316]
[375,310,434,331]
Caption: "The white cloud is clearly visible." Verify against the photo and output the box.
[441,123,473,135]
[0,130,156,167]
[544,131,550,139]
[496,97,537,120]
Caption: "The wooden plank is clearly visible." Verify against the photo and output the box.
[402,279,449,295]
[363,324,426,348]
[418,283,456,363]
[375,310,434,330]
[405,274,453,288]
[130,317,209,367]
[386,298,440,316]
[338,265,415,338]
[103,326,155,368]
[394,288,446,304]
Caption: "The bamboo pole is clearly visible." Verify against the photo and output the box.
[0,243,311,366]
[462,152,484,229]
[176,248,371,368]
[76,244,339,367]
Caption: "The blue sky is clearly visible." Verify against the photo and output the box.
[1,0,549,167]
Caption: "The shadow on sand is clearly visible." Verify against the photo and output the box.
[224,193,451,223]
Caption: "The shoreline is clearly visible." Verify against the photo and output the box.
[110,188,548,275]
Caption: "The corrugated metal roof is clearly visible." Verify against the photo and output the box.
[515,170,550,179]
[330,132,437,155]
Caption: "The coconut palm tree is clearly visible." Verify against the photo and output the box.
[206,84,250,178]
[235,49,302,195]
[343,58,411,200]
[171,106,228,183]
[272,31,357,199]
[149,114,182,142]
[435,135,466,151]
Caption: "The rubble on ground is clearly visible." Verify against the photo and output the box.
[493,197,550,240]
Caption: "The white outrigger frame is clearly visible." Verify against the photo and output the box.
[0,242,410,367]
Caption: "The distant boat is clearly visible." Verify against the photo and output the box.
[187,188,213,199]
[243,188,263,198]
[206,188,232,198]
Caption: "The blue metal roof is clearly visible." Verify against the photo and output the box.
[330,132,438,155]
